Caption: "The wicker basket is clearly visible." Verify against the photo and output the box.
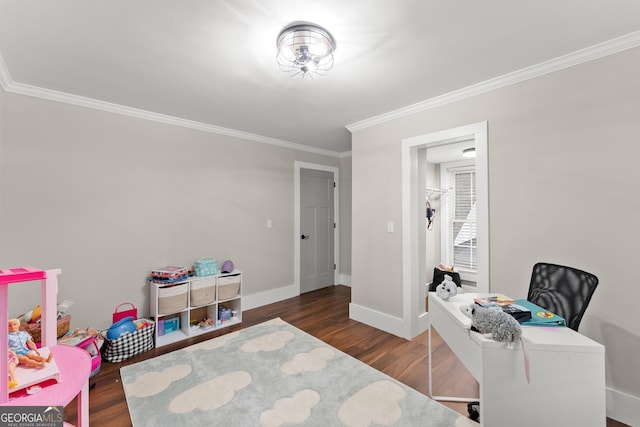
[218,275,241,300]
[20,314,71,343]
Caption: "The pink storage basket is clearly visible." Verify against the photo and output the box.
[112,302,138,323]
[81,338,101,378]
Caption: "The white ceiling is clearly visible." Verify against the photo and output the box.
[1,1,640,154]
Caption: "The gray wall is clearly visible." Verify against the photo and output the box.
[0,90,349,330]
[351,46,640,416]
[339,155,352,279]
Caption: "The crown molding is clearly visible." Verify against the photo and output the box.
[347,30,640,132]
[4,31,639,155]
[0,65,342,158]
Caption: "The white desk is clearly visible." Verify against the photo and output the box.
[428,292,606,427]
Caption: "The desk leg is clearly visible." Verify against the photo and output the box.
[77,380,89,427]
[428,325,478,402]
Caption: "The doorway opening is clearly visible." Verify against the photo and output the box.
[401,122,489,339]
[427,142,478,288]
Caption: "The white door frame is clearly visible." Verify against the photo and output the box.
[401,121,489,339]
[294,161,340,295]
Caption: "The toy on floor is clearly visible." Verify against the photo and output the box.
[460,304,530,383]
[435,274,459,300]
[7,349,18,388]
[8,318,53,369]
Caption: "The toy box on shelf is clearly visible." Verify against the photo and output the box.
[194,258,218,277]
[157,316,180,336]
[218,305,234,324]
[150,266,188,281]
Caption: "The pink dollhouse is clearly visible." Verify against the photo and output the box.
[0,267,90,427]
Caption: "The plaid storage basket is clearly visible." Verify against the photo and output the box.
[101,319,155,363]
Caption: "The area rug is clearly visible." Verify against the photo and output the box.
[121,318,470,426]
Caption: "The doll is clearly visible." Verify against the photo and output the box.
[8,318,53,369]
[7,348,18,388]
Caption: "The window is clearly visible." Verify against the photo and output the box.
[441,162,477,282]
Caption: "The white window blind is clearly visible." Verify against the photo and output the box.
[449,168,477,271]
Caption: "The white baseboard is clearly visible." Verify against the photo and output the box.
[606,387,640,426]
[349,302,405,338]
[338,274,351,286]
[242,284,298,311]
[243,279,350,312]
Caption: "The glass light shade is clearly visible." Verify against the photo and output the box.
[276,23,336,78]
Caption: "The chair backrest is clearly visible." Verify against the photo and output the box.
[527,262,599,331]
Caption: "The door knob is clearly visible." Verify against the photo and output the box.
[301,235,311,240]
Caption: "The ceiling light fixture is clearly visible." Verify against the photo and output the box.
[276,22,336,78]
[462,147,476,158]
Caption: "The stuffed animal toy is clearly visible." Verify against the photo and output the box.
[460,304,530,383]
[435,274,459,300]
[460,304,521,342]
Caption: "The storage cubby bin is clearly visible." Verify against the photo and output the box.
[158,283,188,314]
[190,277,216,306]
[218,274,241,300]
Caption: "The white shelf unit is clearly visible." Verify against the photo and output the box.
[149,271,242,347]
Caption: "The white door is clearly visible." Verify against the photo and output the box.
[300,168,335,293]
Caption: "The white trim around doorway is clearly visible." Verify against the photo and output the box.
[401,121,489,339]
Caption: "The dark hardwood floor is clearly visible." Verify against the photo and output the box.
[63,285,626,426]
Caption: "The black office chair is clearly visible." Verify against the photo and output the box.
[527,262,599,331]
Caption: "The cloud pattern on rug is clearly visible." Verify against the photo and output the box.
[281,347,335,375]
[169,371,252,414]
[122,319,465,426]
[259,389,321,427]
[240,330,295,352]
[338,380,406,427]
[184,330,239,352]
[125,364,192,398]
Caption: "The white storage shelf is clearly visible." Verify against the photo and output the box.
[149,271,242,347]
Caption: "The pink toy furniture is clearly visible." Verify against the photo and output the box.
[0,267,91,427]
